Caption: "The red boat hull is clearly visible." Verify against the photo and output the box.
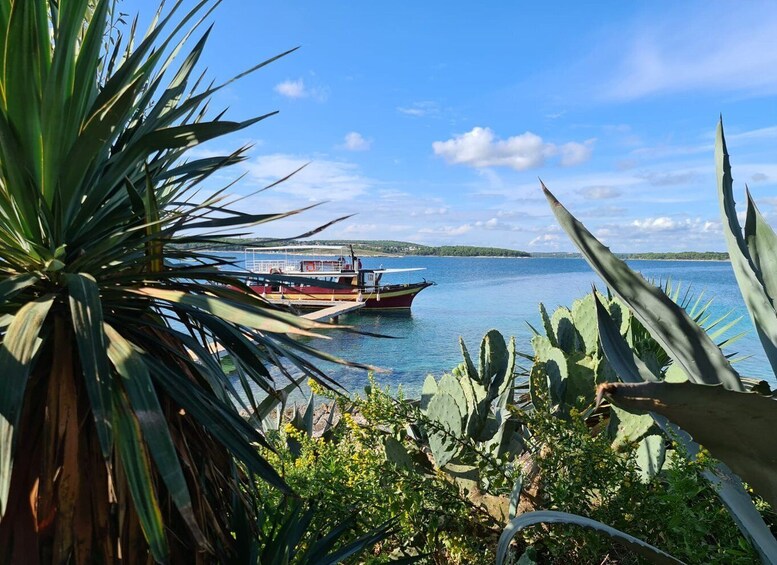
[250,281,433,310]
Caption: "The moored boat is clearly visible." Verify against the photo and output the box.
[244,245,434,310]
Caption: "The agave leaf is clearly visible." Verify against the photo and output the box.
[601,381,777,508]
[745,189,777,314]
[497,510,684,565]
[716,121,777,374]
[508,476,523,520]
[594,293,658,385]
[543,183,744,392]
[0,295,54,517]
[596,294,777,562]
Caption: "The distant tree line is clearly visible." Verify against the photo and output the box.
[623,251,729,261]
[531,251,729,261]
[172,238,531,257]
[422,245,530,257]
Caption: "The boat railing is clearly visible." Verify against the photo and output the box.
[246,259,301,274]
[245,258,352,274]
[299,259,352,273]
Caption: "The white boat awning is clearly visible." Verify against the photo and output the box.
[245,245,346,251]
[372,268,426,274]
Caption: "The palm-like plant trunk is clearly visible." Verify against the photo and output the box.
[1,317,254,562]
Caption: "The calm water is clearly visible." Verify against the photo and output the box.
[218,253,773,398]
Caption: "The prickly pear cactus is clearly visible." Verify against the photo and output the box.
[422,329,521,467]
[531,292,631,416]
[426,390,464,467]
[530,289,690,477]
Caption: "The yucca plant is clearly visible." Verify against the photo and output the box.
[0,1,362,562]
[498,120,777,564]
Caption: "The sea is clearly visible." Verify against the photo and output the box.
[215,253,774,399]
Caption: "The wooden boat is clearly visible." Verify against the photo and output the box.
[244,245,434,310]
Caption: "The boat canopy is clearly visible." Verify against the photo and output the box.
[372,268,426,274]
[245,245,346,252]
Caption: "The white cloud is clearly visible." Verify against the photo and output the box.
[473,217,510,230]
[578,206,627,218]
[578,186,622,200]
[243,154,371,201]
[432,127,594,170]
[637,170,699,187]
[560,140,595,166]
[274,78,328,101]
[418,224,472,236]
[275,79,307,98]
[631,217,683,232]
[410,207,449,217]
[342,131,371,151]
[729,126,777,143]
[529,234,561,247]
[594,216,722,249]
[343,223,379,234]
[397,101,439,117]
[605,6,777,100]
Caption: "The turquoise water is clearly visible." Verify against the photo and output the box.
[215,253,773,397]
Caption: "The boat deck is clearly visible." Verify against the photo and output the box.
[299,301,365,320]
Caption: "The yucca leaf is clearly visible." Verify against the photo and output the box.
[3,2,48,191]
[308,518,396,565]
[0,273,38,302]
[104,323,207,549]
[497,510,684,565]
[543,183,744,392]
[60,74,145,223]
[144,355,289,494]
[717,121,777,375]
[133,287,330,337]
[67,273,113,458]
[0,294,54,517]
[113,387,168,563]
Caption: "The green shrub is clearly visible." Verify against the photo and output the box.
[255,380,502,563]
[515,408,760,564]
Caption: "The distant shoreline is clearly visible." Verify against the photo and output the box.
[194,249,728,262]
[183,240,728,262]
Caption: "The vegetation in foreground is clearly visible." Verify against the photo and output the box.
[1,0,775,563]
[0,1,373,562]
[253,314,763,563]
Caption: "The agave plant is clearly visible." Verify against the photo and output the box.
[498,120,777,564]
[0,1,361,562]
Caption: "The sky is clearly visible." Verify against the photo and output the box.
[132,0,777,252]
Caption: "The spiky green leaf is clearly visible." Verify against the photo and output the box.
[543,183,743,392]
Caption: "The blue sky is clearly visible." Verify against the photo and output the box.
[134,1,777,251]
